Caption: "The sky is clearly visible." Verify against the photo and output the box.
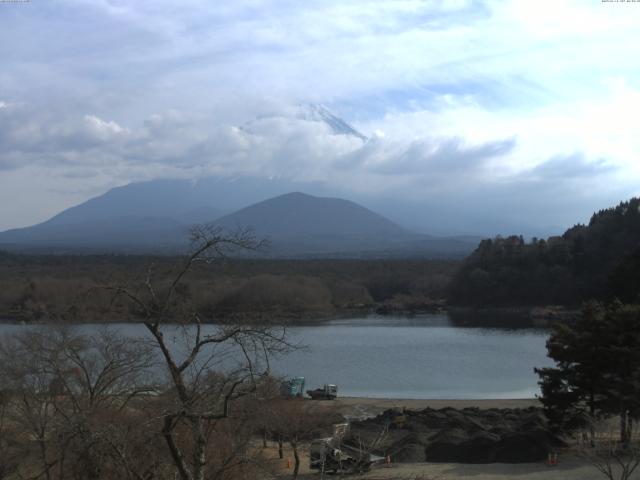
[1,0,640,234]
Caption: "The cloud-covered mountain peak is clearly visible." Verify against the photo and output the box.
[241,103,367,142]
[294,103,367,141]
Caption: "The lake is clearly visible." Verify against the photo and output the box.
[0,314,553,399]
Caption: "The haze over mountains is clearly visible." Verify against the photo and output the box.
[0,101,580,238]
[0,105,484,257]
[0,185,479,257]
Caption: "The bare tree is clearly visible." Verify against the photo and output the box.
[265,399,338,479]
[0,390,19,480]
[578,417,640,480]
[103,226,293,480]
[0,327,157,480]
[1,329,65,480]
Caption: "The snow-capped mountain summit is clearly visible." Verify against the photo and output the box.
[241,103,367,142]
[293,103,367,141]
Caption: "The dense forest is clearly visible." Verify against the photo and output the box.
[449,197,640,307]
[0,253,458,323]
[4,196,640,319]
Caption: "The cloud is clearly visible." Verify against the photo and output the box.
[531,154,617,181]
[4,0,635,110]
[83,115,129,139]
[368,136,516,175]
[0,100,514,186]
[1,0,639,231]
[0,96,633,235]
[0,102,365,179]
[0,104,132,169]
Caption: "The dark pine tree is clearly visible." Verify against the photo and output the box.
[536,302,640,445]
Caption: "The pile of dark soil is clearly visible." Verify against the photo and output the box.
[346,406,565,464]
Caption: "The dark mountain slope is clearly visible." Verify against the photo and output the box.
[0,176,328,252]
[0,216,188,253]
[214,192,405,237]
[0,189,479,257]
[213,192,477,257]
[448,197,640,306]
[39,176,316,227]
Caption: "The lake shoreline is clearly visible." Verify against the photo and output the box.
[332,396,541,418]
[0,304,577,326]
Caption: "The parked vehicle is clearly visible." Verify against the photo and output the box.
[280,376,305,398]
[307,383,338,400]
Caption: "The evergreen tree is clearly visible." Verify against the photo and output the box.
[536,302,640,444]
[449,197,640,306]
[609,247,640,303]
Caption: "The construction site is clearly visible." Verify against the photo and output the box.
[265,380,616,480]
[265,398,629,479]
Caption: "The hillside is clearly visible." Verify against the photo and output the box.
[0,176,332,252]
[0,216,189,253]
[214,192,402,256]
[212,192,478,257]
[0,189,479,258]
[448,197,640,306]
[216,192,404,236]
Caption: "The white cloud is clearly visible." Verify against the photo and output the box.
[83,115,129,138]
[0,0,639,231]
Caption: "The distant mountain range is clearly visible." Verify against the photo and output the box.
[0,106,485,257]
[0,187,480,258]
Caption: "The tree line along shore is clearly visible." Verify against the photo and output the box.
[2,197,639,325]
[0,255,457,323]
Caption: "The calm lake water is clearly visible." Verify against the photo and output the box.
[0,315,553,399]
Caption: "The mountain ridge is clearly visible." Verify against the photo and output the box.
[0,190,480,258]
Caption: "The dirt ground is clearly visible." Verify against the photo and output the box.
[268,397,627,480]
[268,443,608,480]
[319,459,609,479]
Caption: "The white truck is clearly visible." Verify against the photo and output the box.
[306,383,338,400]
